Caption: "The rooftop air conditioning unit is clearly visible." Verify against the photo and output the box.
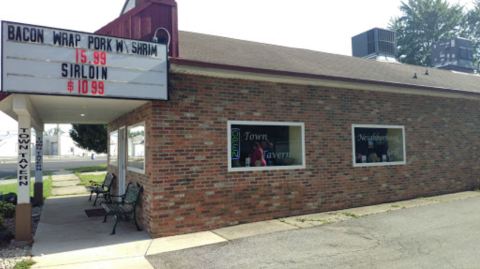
[432,37,475,73]
[352,28,397,62]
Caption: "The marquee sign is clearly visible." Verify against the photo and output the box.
[1,21,168,100]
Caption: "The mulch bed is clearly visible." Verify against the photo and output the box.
[0,205,42,269]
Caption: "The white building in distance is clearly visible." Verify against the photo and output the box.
[0,124,96,157]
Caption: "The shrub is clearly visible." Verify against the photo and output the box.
[0,215,14,245]
[0,201,15,218]
[2,192,17,204]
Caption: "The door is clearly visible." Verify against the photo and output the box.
[51,142,58,155]
[118,126,126,196]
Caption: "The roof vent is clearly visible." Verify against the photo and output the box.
[120,0,136,15]
[432,37,475,73]
[352,28,397,62]
[120,0,149,15]
[96,0,179,57]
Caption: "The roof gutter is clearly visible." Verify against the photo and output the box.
[169,58,479,98]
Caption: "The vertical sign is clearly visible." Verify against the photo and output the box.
[35,134,43,178]
[231,128,241,160]
[17,127,31,203]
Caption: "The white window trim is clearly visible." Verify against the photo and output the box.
[228,120,306,172]
[127,122,146,174]
[351,124,406,168]
[108,130,119,167]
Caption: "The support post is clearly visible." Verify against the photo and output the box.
[34,128,44,205]
[15,115,33,242]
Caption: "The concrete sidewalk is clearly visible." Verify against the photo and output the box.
[50,172,88,196]
[31,191,480,268]
[32,195,152,269]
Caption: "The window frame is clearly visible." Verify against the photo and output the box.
[108,130,119,167]
[351,124,406,168]
[227,120,306,172]
[127,122,146,174]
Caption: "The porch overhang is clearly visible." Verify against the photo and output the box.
[0,93,148,242]
[0,94,148,124]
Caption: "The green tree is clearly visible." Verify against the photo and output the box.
[69,125,107,153]
[463,0,480,68]
[389,0,464,66]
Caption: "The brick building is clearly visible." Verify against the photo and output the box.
[99,0,480,237]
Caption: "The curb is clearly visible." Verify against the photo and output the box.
[144,191,480,256]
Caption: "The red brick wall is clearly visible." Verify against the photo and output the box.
[110,73,480,237]
[108,102,153,233]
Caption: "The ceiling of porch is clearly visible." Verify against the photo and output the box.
[0,94,148,124]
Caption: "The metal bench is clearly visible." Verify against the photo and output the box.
[102,182,143,235]
[87,173,115,206]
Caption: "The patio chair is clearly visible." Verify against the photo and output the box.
[87,173,116,206]
[102,182,143,235]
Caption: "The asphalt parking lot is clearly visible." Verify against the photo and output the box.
[147,196,480,269]
[0,156,106,179]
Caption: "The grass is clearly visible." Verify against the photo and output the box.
[0,167,107,199]
[14,259,35,269]
[295,217,333,225]
[77,172,106,186]
[0,175,53,198]
[70,164,107,186]
[341,212,359,218]
[68,164,107,174]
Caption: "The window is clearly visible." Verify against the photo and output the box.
[352,124,406,167]
[121,0,136,14]
[127,123,145,173]
[228,121,305,172]
[109,130,118,166]
[459,46,473,61]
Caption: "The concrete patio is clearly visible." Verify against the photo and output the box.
[32,194,152,268]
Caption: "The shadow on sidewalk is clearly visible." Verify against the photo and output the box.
[32,195,149,258]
